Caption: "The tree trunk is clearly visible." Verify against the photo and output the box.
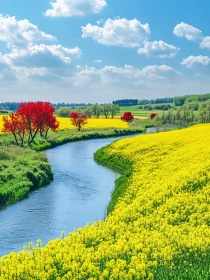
[13,133,19,146]
[28,128,39,146]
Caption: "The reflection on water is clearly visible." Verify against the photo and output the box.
[0,137,127,256]
[145,126,176,134]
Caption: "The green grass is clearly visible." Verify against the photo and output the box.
[0,146,53,208]
[118,105,168,117]
[0,122,147,151]
[30,127,144,151]
[0,122,147,208]
[94,143,133,215]
[0,110,13,115]
[128,118,154,129]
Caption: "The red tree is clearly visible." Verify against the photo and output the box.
[70,112,88,131]
[2,113,27,146]
[121,112,134,122]
[2,102,59,146]
[17,102,59,145]
[150,113,157,119]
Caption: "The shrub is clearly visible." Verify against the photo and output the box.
[121,112,134,122]
[150,113,157,119]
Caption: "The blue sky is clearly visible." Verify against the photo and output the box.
[0,0,210,103]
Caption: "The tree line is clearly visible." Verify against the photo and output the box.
[0,102,19,111]
[174,93,210,106]
[139,97,173,105]
[112,99,138,106]
[154,101,210,127]
[53,102,94,110]
[57,104,120,119]
[139,104,172,110]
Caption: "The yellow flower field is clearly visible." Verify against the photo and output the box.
[0,116,128,133]
[0,116,3,133]
[57,117,128,130]
[1,124,210,279]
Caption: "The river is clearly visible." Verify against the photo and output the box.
[0,136,133,256]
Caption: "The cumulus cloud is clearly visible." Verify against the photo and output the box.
[200,36,210,50]
[0,14,56,49]
[45,0,107,17]
[181,55,210,68]
[173,22,202,41]
[1,45,81,68]
[68,64,181,88]
[82,18,151,47]
[138,40,180,58]
[140,64,181,77]
[0,14,81,82]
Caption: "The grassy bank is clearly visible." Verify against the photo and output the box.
[94,143,133,215]
[0,122,144,208]
[0,147,53,209]
[31,128,144,151]
[0,118,146,150]
[117,105,168,117]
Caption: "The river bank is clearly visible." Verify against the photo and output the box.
[31,128,144,151]
[0,136,126,256]
[0,127,143,210]
[0,147,53,209]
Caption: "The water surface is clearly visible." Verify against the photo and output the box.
[0,137,127,256]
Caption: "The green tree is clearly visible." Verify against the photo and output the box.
[57,107,72,118]
[102,104,111,119]
[110,104,120,119]
[85,106,93,118]
[92,104,101,118]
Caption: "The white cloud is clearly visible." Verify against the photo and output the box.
[0,14,81,77]
[69,64,181,88]
[1,45,81,67]
[200,36,210,50]
[45,0,107,17]
[94,59,102,63]
[173,22,202,41]
[82,18,151,47]
[140,64,181,77]
[0,14,56,49]
[138,40,180,58]
[181,55,210,68]
[3,61,210,104]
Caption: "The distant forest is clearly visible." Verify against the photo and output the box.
[138,97,173,105]
[174,93,210,106]
[1,93,210,111]
[113,99,138,106]
[0,102,95,111]
[113,93,210,106]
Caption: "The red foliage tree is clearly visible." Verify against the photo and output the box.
[2,102,59,146]
[2,113,27,146]
[70,112,88,131]
[150,113,157,119]
[17,102,59,145]
[121,112,134,122]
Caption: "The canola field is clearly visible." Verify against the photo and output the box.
[0,116,128,133]
[1,124,210,279]
[57,117,128,130]
[0,116,4,132]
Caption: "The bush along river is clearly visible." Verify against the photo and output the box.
[0,136,132,256]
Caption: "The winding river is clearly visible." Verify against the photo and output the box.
[0,136,133,256]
